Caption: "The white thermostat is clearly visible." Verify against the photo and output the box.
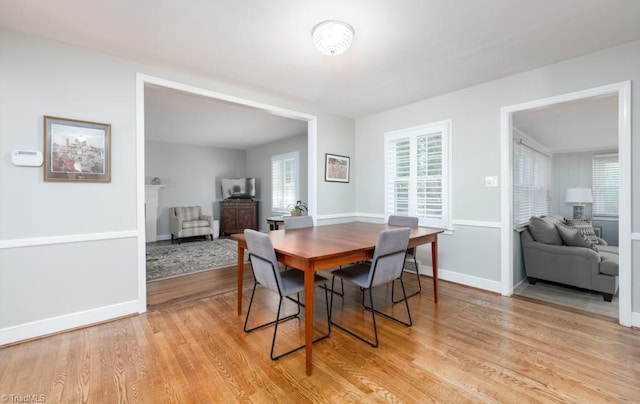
[11,150,44,167]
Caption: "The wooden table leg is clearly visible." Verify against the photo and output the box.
[237,244,245,315]
[304,268,315,375]
[431,237,438,304]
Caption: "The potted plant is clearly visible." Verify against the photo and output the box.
[290,200,308,216]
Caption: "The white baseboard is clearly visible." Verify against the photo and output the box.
[418,264,502,294]
[632,311,640,328]
[0,300,139,346]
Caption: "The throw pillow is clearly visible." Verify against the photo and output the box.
[564,217,600,245]
[528,216,563,245]
[556,223,598,251]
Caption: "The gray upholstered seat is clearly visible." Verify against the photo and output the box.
[330,227,412,347]
[387,215,421,302]
[243,229,330,360]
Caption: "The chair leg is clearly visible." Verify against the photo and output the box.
[271,286,331,360]
[330,277,380,347]
[365,276,412,327]
[332,277,413,348]
[244,285,300,333]
[392,256,422,303]
[322,277,344,297]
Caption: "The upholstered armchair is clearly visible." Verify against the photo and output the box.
[170,206,214,242]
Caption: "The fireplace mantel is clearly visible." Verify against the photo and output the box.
[145,185,165,242]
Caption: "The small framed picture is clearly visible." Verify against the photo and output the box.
[325,153,350,183]
[43,116,111,182]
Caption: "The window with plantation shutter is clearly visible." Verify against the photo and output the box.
[272,152,299,213]
[592,153,618,217]
[513,140,550,228]
[384,120,451,229]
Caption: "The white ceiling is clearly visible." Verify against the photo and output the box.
[1,0,638,149]
[513,95,619,153]
[144,85,308,149]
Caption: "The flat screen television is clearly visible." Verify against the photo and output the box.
[221,177,256,200]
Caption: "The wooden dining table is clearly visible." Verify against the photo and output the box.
[231,221,443,375]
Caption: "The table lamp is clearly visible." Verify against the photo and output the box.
[565,187,593,219]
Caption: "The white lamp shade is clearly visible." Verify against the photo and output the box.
[565,188,593,204]
[312,20,354,56]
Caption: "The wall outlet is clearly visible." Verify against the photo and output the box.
[485,176,499,187]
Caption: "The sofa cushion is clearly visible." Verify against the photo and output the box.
[544,214,565,225]
[598,245,619,255]
[564,218,600,245]
[175,206,201,221]
[528,216,563,245]
[556,223,598,251]
[183,219,210,229]
[599,252,619,276]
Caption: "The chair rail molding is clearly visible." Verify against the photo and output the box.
[0,230,138,249]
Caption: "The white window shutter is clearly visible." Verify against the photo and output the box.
[271,152,299,213]
[384,121,450,229]
[592,154,618,217]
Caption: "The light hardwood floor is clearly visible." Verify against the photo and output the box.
[2,268,639,403]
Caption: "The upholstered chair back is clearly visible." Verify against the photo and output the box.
[369,228,410,287]
[244,229,282,294]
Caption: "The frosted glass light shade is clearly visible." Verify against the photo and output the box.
[312,20,354,56]
[565,188,593,204]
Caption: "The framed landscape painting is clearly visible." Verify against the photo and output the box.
[325,153,350,183]
[43,116,111,182]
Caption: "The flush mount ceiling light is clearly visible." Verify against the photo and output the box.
[311,20,354,56]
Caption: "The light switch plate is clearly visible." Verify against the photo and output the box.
[485,176,499,187]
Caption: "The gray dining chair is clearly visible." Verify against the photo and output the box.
[388,215,421,302]
[329,227,412,348]
[243,229,330,360]
[283,215,344,296]
[283,215,314,229]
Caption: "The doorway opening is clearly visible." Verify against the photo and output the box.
[135,74,318,312]
[499,81,631,326]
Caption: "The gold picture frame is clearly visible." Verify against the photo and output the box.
[43,116,111,182]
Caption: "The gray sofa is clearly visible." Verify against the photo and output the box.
[520,215,619,301]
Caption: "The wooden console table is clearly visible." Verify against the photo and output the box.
[266,216,285,230]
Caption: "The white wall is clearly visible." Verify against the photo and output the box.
[0,29,141,337]
[246,134,308,231]
[145,140,247,238]
[355,39,640,312]
[0,28,356,344]
[317,116,357,220]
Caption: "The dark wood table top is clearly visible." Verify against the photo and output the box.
[233,221,441,270]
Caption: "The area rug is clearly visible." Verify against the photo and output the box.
[146,238,247,282]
